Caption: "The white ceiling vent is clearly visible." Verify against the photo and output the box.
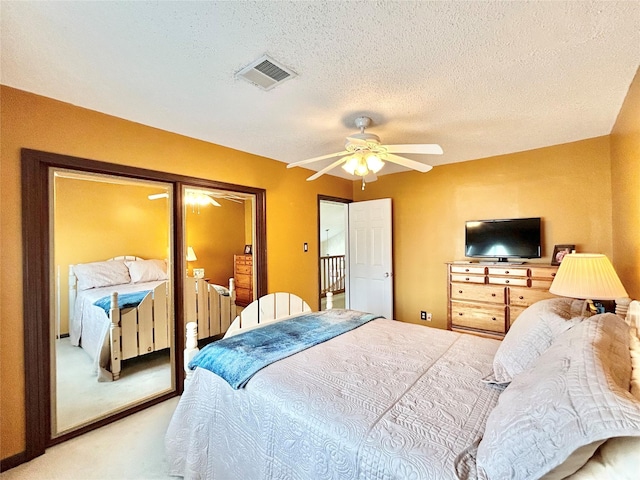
[236,55,297,91]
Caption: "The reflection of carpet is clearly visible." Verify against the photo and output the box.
[55,338,172,434]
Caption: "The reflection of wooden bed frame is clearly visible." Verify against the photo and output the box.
[184,277,236,341]
[68,256,171,381]
[184,292,313,380]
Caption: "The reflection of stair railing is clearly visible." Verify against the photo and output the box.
[320,255,346,297]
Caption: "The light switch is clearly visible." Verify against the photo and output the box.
[303,242,308,252]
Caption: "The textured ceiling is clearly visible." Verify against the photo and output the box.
[2,1,639,179]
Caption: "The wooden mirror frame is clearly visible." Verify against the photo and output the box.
[21,148,267,461]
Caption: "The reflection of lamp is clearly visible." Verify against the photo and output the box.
[186,246,197,276]
[549,253,628,314]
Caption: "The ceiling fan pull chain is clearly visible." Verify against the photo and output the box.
[361,177,366,190]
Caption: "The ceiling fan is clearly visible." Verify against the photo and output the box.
[287,116,443,188]
[148,189,247,207]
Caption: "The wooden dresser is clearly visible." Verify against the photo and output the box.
[447,262,558,339]
[234,254,253,307]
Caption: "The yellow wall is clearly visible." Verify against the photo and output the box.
[3,68,639,462]
[55,177,171,334]
[185,198,246,286]
[354,136,614,328]
[0,86,352,460]
[611,67,640,300]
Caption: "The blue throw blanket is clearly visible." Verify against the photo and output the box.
[189,309,383,389]
[93,290,152,314]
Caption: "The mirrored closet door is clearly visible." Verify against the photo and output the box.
[50,169,175,437]
[22,149,267,462]
[182,187,256,341]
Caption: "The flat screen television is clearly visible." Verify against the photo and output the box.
[465,217,541,263]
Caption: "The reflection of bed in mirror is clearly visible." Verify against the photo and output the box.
[184,276,237,341]
[69,256,172,381]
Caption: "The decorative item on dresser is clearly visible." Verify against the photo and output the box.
[447,262,558,338]
[234,253,253,307]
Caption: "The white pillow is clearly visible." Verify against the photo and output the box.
[477,314,640,480]
[125,259,168,283]
[73,260,131,290]
[564,329,640,480]
[566,437,640,480]
[630,332,640,400]
[488,297,588,384]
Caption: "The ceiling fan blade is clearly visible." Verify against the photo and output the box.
[306,157,349,181]
[206,197,222,207]
[287,150,349,168]
[385,153,433,173]
[148,193,169,200]
[384,144,443,155]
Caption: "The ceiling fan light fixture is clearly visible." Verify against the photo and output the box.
[342,155,371,177]
[342,156,359,175]
[365,154,384,173]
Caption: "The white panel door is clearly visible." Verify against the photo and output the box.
[348,198,393,319]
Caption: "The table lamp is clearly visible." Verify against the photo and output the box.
[549,253,628,315]
[186,246,197,276]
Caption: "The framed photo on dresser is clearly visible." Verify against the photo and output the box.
[551,244,575,266]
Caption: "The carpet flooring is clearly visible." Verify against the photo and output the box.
[55,338,173,434]
[1,397,179,479]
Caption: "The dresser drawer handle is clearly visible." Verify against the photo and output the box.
[505,279,510,284]
[465,277,470,281]
[519,295,524,300]
[551,272,556,277]
[505,270,510,274]
[491,293,496,297]
[491,317,497,321]
[465,268,470,272]
[458,290,463,294]
[458,312,463,316]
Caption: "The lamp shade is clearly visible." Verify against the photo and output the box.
[186,246,197,262]
[549,253,628,300]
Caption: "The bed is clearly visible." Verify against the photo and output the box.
[69,256,172,381]
[166,297,640,479]
[69,256,236,381]
[184,276,236,341]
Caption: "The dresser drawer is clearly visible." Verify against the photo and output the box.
[451,283,505,304]
[451,273,485,284]
[488,276,528,287]
[508,305,528,325]
[451,265,486,275]
[528,266,557,281]
[451,301,506,333]
[234,274,252,288]
[509,287,557,307]
[235,265,252,275]
[487,267,528,277]
[235,287,252,307]
[529,279,553,289]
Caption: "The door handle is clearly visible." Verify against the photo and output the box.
[384,272,391,278]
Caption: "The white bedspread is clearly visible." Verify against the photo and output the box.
[166,319,501,479]
[70,280,166,375]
